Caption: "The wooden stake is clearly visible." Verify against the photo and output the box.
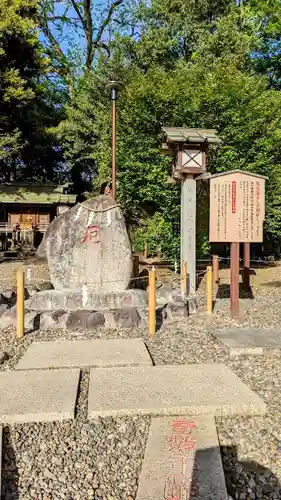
[230,242,240,318]
[243,243,250,290]
[17,267,24,339]
[144,242,148,259]
[182,261,188,295]
[148,267,156,336]
[206,266,213,314]
[132,255,139,279]
[212,255,219,285]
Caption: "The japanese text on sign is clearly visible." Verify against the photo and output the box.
[209,172,265,243]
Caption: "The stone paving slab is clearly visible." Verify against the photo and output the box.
[212,327,281,356]
[0,369,80,423]
[16,338,152,370]
[136,416,228,500]
[88,364,266,418]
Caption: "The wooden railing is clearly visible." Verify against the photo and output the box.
[0,223,49,233]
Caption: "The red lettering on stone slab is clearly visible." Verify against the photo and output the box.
[164,474,181,500]
[81,225,101,244]
[232,181,236,213]
[168,435,196,453]
[171,420,197,433]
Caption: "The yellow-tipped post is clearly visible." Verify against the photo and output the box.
[148,266,156,336]
[144,242,148,260]
[207,265,213,314]
[182,261,188,295]
[17,267,25,338]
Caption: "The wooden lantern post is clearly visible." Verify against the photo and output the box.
[161,128,221,298]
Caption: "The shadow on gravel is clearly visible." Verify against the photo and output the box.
[1,427,19,500]
[220,445,280,500]
[216,283,254,300]
[260,280,281,288]
[182,445,281,499]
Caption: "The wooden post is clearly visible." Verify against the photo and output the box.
[132,255,139,279]
[182,261,188,296]
[212,254,219,285]
[148,267,156,335]
[144,242,148,260]
[230,242,240,318]
[243,243,250,290]
[206,266,213,314]
[17,267,24,339]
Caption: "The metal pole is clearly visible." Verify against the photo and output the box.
[112,98,117,200]
[230,242,240,318]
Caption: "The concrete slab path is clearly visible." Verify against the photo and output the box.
[88,364,265,418]
[16,338,152,370]
[212,327,281,356]
[0,369,80,423]
[136,416,228,500]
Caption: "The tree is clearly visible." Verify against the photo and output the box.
[39,0,131,85]
[0,0,64,182]
[57,0,281,258]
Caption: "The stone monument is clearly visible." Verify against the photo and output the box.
[26,195,147,311]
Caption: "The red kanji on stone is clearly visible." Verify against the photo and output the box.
[81,225,100,244]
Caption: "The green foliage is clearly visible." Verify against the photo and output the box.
[4,0,281,260]
[57,0,281,259]
[0,0,63,182]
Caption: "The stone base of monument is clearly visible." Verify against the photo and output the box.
[0,305,147,330]
[0,284,196,332]
[25,289,147,312]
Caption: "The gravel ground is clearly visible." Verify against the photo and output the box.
[0,263,281,499]
[2,371,150,499]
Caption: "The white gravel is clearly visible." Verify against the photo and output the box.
[0,263,281,499]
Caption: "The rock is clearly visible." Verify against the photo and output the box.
[104,308,141,329]
[2,287,30,304]
[43,469,57,481]
[66,310,105,330]
[187,295,197,314]
[26,285,39,297]
[1,290,15,302]
[39,310,67,330]
[23,261,50,283]
[164,302,188,322]
[38,195,132,293]
[0,351,8,364]
[156,283,173,305]
[37,282,53,291]
[1,306,40,330]
[25,289,147,311]
[0,303,9,316]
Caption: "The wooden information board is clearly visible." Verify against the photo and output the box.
[209,171,265,243]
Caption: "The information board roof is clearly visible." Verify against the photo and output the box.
[211,170,267,180]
